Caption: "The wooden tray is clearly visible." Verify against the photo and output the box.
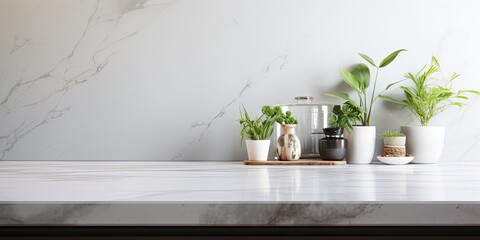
[243,159,346,166]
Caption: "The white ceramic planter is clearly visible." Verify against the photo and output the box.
[383,136,406,146]
[344,126,376,164]
[245,140,270,161]
[401,126,445,164]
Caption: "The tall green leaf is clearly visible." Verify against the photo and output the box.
[339,70,361,93]
[324,92,351,101]
[379,95,407,106]
[351,63,371,89]
[385,78,406,91]
[379,49,407,68]
[358,53,377,67]
[460,90,480,95]
[432,56,441,69]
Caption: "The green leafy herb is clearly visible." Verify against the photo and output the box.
[325,49,407,126]
[379,56,480,126]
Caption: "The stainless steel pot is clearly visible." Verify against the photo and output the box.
[274,96,334,159]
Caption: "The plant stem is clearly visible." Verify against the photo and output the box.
[357,92,364,123]
[366,67,380,126]
[363,90,367,125]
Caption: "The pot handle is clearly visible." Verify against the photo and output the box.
[294,96,315,103]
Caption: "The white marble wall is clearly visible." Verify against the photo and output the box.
[1,0,480,160]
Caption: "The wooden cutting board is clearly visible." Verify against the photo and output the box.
[243,159,346,166]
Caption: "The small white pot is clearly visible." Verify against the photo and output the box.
[344,126,376,164]
[246,140,270,161]
[383,136,406,146]
[401,126,445,164]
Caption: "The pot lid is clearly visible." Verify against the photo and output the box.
[276,96,335,107]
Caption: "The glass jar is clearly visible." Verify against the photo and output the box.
[274,97,334,159]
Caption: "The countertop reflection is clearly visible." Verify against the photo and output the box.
[1,161,478,202]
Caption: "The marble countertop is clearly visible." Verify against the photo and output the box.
[1,161,480,225]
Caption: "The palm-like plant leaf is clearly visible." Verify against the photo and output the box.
[380,56,480,126]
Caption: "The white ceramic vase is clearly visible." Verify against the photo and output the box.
[276,124,301,160]
[344,126,376,164]
[401,126,445,164]
[246,140,270,161]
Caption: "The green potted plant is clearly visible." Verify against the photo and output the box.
[239,105,280,161]
[275,111,301,160]
[320,102,362,160]
[325,49,406,164]
[380,56,480,163]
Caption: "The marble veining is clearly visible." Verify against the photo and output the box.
[174,53,289,160]
[1,0,480,160]
[2,161,480,225]
[200,204,380,225]
[0,0,177,159]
